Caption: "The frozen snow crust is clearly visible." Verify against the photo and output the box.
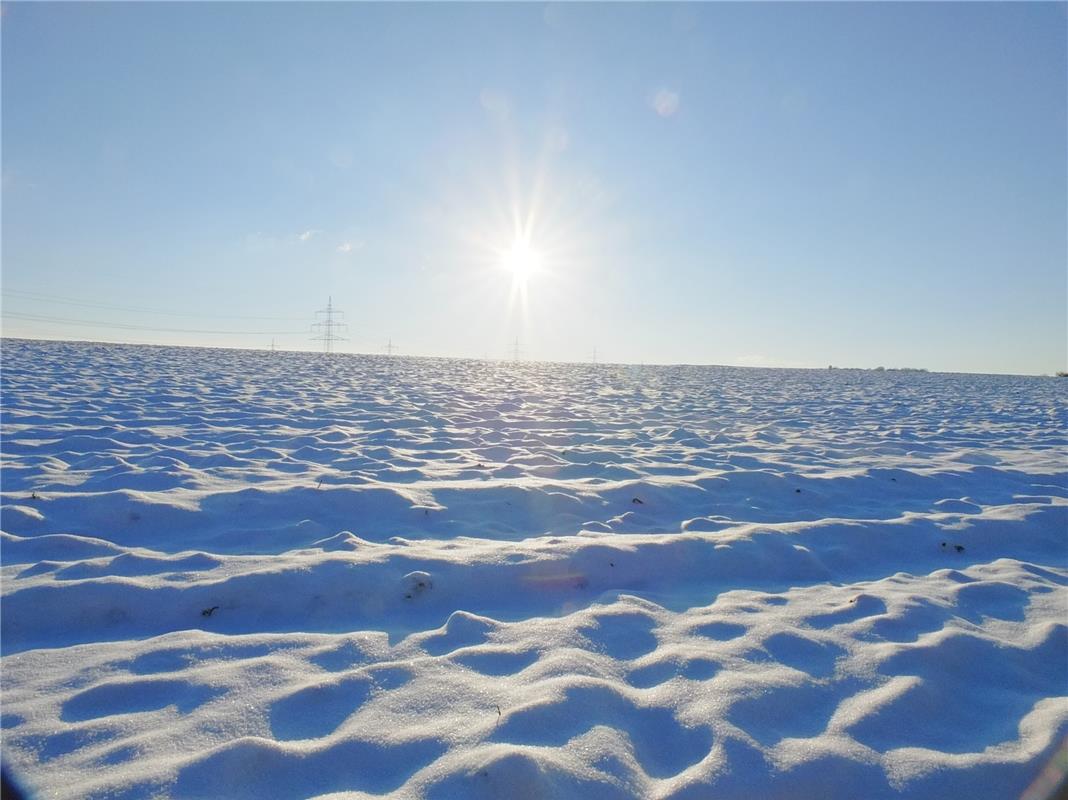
[1,339,1065,799]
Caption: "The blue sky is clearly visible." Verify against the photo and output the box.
[2,2,1065,374]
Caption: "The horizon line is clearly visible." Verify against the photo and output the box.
[1,335,1060,379]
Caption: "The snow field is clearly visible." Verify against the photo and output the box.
[1,339,1065,799]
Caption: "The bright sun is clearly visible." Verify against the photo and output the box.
[502,240,542,285]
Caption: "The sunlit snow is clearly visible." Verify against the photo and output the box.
[1,339,1065,799]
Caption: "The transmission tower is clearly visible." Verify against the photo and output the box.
[384,338,398,356]
[510,336,522,363]
[311,296,348,353]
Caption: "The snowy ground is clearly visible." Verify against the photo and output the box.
[1,338,1065,800]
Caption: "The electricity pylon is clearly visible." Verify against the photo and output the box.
[311,296,348,353]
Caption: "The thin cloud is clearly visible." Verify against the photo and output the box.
[651,88,680,117]
[298,229,323,242]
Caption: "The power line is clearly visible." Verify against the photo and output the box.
[310,296,348,353]
[0,311,307,335]
[1,288,306,321]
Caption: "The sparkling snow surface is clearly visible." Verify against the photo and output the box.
[1,339,1066,799]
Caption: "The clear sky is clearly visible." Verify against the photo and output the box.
[2,2,1065,374]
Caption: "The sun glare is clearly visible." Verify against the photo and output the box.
[503,240,542,285]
